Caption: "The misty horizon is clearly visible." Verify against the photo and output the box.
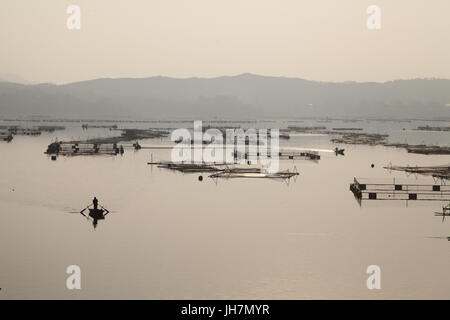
[2,72,450,86]
[1,73,449,120]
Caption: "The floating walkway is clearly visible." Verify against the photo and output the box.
[350,178,450,202]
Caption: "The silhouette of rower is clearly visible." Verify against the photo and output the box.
[80,198,110,229]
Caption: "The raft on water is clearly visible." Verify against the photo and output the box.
[8,128,41,136]
[349,177,450,202]
[384,165,450,180]
[414,125,450,132]
[80,128,169,144]
[147,161,299,181]
[331,133,388,145]
[405,145,450,155]
[36,125,65,132]
[209,168,299,180]
[148,162,226,173]
[45,141,124,156]
[287,126,327,133]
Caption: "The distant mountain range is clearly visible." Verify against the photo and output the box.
[0,74,449,119]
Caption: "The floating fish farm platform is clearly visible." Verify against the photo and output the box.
[45,142,123,157]
[384,165,450,181]
[350,178,450,201]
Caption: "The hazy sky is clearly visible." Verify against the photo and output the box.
[1,0,449,84]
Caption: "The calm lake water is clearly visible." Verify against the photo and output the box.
[0,119,449,299]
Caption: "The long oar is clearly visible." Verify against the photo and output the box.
[99,205,112,215]
[79,204,91,218]
[100,204,117,214]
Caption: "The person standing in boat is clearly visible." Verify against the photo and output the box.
[93,197,98,210]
